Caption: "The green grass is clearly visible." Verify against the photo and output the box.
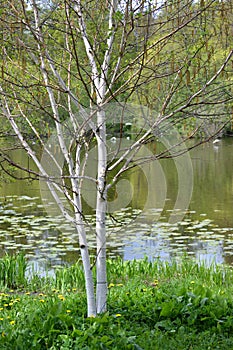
[0,254,233,349]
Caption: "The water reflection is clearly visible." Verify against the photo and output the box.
[122,217,227,265]
[123,233,225,267]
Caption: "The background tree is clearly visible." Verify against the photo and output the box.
[0,0,232,316]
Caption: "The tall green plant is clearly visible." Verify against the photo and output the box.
[0,253,27,288]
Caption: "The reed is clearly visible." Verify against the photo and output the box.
[0,253,27,289]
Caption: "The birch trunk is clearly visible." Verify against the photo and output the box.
[96,106,108,314]
[94,0,117,313]
[71,142,97,317]
[75,214,96,316]
[74,0,116,314]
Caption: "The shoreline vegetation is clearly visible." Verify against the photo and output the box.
[0,254,233,349]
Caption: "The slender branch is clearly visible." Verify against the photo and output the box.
[0,85,74,223]
[72,0,99,90]
[161,49,233,121]
[100,0,117,96]
[105,0,217,102]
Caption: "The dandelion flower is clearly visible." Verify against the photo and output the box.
[66,310,71,313]
[0,318,4,321]
[39,299,45,303]
[10,320,15,325]
[115,314,121,317]
[108,283,115,288]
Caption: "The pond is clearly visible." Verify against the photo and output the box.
[0,137,232,273]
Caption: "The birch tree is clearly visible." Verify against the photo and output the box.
[0,0,232,316]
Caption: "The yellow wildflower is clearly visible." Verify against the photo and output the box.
[115,314,121,317]
[9,320,15,325]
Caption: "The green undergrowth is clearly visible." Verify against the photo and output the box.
[0,254,233,349]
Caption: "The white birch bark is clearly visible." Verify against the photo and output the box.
[32,0,97,317]
[74,0,117,314]
[95,104,108,314]
[95,0,118,314]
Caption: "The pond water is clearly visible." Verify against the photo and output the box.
[0,137,232,273]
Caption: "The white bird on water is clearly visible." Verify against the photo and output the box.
[213,138,221,144]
